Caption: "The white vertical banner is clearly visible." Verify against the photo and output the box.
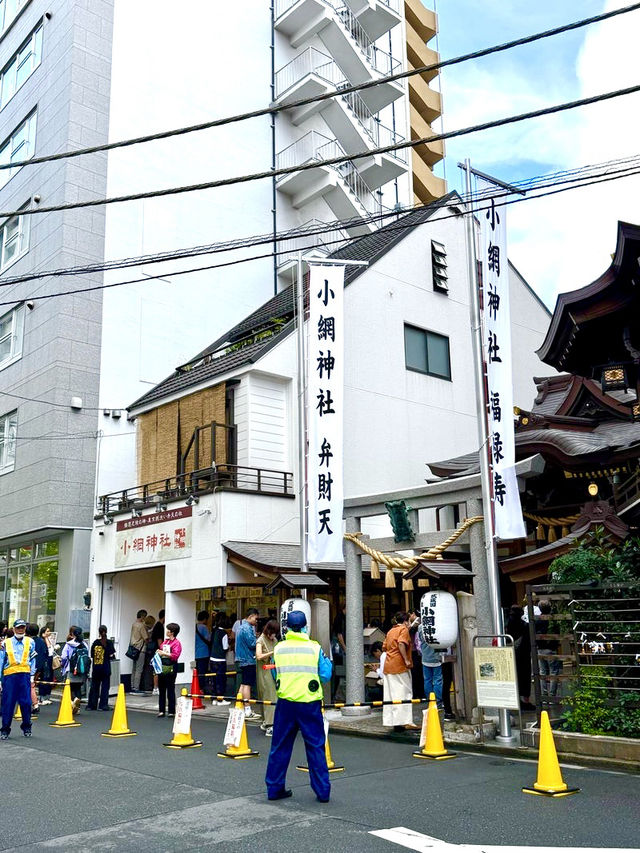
[479,180,526,540]
[307,263,345,563]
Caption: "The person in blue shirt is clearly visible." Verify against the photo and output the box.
[195,610,211,696]
[235,608,259,718]
[0,619,38,739]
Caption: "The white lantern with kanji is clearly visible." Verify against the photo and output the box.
[419,591,458,649]
[280,597,312,637]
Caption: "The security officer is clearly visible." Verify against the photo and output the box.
[265,610,332,802]
[0,619,37,739]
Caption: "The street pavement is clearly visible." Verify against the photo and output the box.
[2,702,639,852]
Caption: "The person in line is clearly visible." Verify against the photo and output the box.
[157,622,182,718]
[331,604,346,701]
[37,626,55,705]
[195,610,211,697]
[209,612,229,706]
[235,608,260,719]
[150,609,165,696]
[88,625,116,711]
[536,600,562,700]
[506,605,534,710]
[141,614,156,693]
[26,624,40,713]
[256,618,279,736]
[418,620,444,708]
[265,610,332,802]
[408,610,423,700]
[382,612,417,732]
[0,619,37,739]
[61,627,90,713]
[129,609,148,693]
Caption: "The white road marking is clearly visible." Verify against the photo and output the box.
[369,827,640,853]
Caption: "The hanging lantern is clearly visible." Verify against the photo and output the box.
[419,591,458,649]
[370,558,380,580]
[280,597,311,638]
[632,402,640,423]
[600,364,628,393]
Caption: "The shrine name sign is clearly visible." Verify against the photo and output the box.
[115,507,193,568]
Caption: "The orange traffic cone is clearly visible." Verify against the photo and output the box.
[164,689,203,749]
[297,707,344,773]
[413,692,456,760]
[191,668,205,711]
[50,679,81,728]
[218,693,259,759]
[102,684,137,738]
[523,711,580,797]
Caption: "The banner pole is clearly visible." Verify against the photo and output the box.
[296,251,309,575]
[462,159,514,742]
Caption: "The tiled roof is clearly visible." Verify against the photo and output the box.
[129,193,460,412]
[224,541,344,571]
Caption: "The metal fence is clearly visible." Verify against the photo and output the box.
[526,582,640,722]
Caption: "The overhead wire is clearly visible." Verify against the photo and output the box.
[3,153,640,309]
[2,80,640,222]
[0,2,638,174]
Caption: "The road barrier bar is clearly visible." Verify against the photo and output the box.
[186,692,428,709]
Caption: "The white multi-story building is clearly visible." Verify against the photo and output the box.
[0,0,445,630]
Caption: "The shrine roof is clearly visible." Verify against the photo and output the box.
[537,221,640,375]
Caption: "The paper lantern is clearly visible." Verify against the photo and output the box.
[280,597,312,637]
[419,591,458,649]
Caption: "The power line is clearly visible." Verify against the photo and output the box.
[0,388,130,411]
[1,2,638,175]
[3,156,640,308]
[2,80,640,223]
[0,151,637,292]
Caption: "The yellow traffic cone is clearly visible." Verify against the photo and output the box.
[14,704,21,721]
[102,684,137,738]
[523,711,580,797]
[297,708,344,773]
[164,689,203,749]
[217,692,259,759]
[413,692,456,760]
[50,679,81,728]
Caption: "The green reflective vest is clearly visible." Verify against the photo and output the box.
[274,632,323,703]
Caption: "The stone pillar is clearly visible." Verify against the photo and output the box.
[343,515,369,715]
[456,591,478,720]
[467,497,493,638]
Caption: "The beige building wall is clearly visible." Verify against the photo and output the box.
[404,0,447,205]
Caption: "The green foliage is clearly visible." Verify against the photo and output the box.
[549,527,640,584]
[225,318,287,354]
[562,667,640,739]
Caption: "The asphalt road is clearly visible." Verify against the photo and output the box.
[2,703,639,852]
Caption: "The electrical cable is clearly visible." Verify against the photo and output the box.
[2,80,640,222]
[2,154,640,308]
[0,2,638,174]
[1,149,639,296]
[0,387,130,411]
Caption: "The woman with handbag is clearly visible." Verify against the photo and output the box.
[157,623,182,718]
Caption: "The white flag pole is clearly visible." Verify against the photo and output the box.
[462,159,516,743]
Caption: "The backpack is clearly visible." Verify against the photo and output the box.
[70,643,90,677]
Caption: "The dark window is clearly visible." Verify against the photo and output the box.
[404,324,451,380]
[431,240,448,293]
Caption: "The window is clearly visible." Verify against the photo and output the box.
[0,22,43,110]
[0,203,30,270]
[0,302,24,367]
[431,240,448,293]
[0,110,36,189]
[0,0,28,35]
[404,324,451,380]
[0,409,17,473]
[0,537,58,626]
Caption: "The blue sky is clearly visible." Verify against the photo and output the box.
[422,1,640,307]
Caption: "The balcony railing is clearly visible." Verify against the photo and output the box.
[277,218,349,260]
[275,47,346,98]
[274,0,401,77]
[276,130,383,215]
[96,465,295,516]
[340,89,407,160]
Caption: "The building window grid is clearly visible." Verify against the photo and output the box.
[0,0,29,37]
[0,110,37,190]
[404,323,452,380]
[431,240,448,293]
[0,538,58,626]
[0,22,42,111]
[0,203,30,270]
[0,408,17,472]
[0,302,23,367]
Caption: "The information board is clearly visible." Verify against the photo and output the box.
[473,646,519,709]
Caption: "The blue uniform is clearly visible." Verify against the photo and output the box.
[265,631,332,801]
[0,634,37,736]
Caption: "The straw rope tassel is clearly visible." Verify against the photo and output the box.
[370,558,380,580]
[385,567,396,588]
